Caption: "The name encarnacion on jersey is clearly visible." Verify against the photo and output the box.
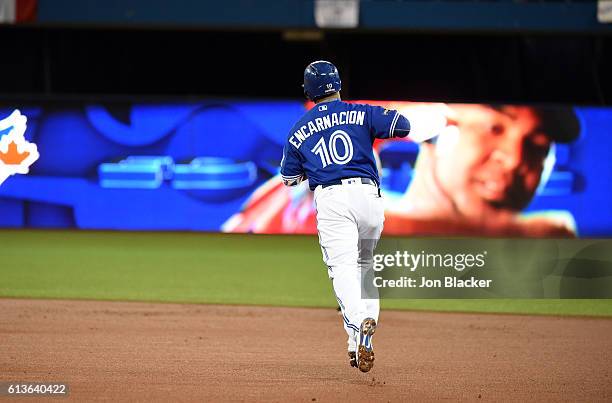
[289,111,365,149]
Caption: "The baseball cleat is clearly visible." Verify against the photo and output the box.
[356,318,376,373]
[348,351,357,368]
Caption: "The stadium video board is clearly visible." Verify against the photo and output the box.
[0,100,610,237]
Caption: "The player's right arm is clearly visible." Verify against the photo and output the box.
[280,143,306,187]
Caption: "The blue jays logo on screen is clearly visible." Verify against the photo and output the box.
[0,110,39,186]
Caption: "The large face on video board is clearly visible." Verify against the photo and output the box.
[429,105,552,215]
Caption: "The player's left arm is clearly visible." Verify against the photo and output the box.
[392,114,411,139]
[369,105,410,140]
[369,105,440,143]
[280,143,306,187]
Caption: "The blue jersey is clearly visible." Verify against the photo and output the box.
[280,100,402,190]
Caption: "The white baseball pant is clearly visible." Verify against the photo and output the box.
[313,178,384,352]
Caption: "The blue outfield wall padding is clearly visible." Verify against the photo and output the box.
[360,1,609,32]
[37,0,314,28]
[36,0,611,32]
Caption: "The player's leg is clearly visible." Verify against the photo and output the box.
[314,186,369,354]
[331,259,368,352]
[352,182,385,372]
[355,183,385,321]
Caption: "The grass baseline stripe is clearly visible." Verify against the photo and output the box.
[0,230,611,317]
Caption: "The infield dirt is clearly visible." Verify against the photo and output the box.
[1,299,611,402]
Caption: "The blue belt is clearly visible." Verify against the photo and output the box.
[321,177,377,189]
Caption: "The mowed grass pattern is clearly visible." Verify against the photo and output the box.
[1,230,611,316]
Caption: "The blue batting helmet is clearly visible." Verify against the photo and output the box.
[303,60,341,101]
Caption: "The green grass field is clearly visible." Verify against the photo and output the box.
[1,230,611,316]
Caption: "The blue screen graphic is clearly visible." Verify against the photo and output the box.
[0,100,611,237]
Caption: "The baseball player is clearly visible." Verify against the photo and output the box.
[281,61,417,372]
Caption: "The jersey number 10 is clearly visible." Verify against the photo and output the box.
[311,130,354,168]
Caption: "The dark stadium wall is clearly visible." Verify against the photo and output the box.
[0,26,610,105]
